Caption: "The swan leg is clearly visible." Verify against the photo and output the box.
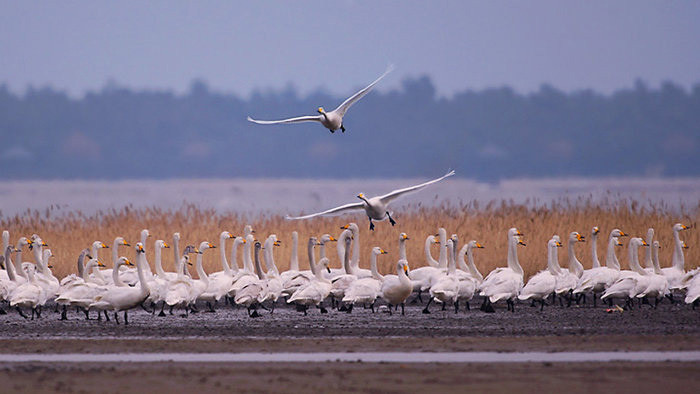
[340,124,345,133]
[386,212,396,226]
[124,310,129,325]
[158,302,166,317]
[387,304,393,315]
[454,301,459,314]
[36,306,42,318]
[345,303,353,314]
[60,306,68,321]
[654,297,660,309]
[104,311,110,321]
[540,300,545,311]
[269,301,276,314]
[16,307,28,319]
[401,303,406,315]
[83,308,90,320]
[370,301,376,313]
[0,307,5,315]
[318,303,328,314]
[507,299,515,312]
[114,312,120,325]
[31,308,35,320]
[169,306,174,315]
[666,293,675,304]
[97,311,102,321]
[409,290,423,304]
[206,302,216,313]
[593,295,597,308]
[465,301,470,311]
[530,300,536,307]
[368,219,375,231]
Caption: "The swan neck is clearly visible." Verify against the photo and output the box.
[507,236,523,275]
[136,253,149,294]
[14,248,27,279]
[438,231,447,269]
[173,237,181,272]
[591,233,600,268]
[370,253,383,281]
[567,240,583,277]
[425,238,438,268]
[4,248,16,282]
[466,246,483,281]
[113,261,125,286]
[290,232,299,271]
[605,237,620,270]
[112,242,119,267]
[308,241,317,273]
[343,241,354,275]
[220,236,231,275]
[672,229,684,270]
[243,238,253,272]
[77,251,86,279]
[229,241,240,273]
[196,251,208,284]
[457,245,469,271]
[155,246,166,277]
[351,228,360,268]
[447,247,456,275]
[652,245,662,274]
[253,246,265,280]
[399,239,407,261]
[629,243,646,275]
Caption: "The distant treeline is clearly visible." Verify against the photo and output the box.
[1,77,698,180]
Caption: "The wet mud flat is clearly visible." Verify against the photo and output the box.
[0,361,697,394]
[0,301,698,341]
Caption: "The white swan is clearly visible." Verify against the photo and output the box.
[144,239,172,310]
[55,257,111,320]
[330,236,358,307]
[457,240,485,285]
[187,241,216,309]
[407,234,443,300]
[479,228,525,312]
[9,263,45,319]
[287,237,332,315]
[518,237,562,310]
[198,231,236,310]
[643,228,655,271]
[86,241,111,285]
[89,242,150,324]
[379,260,413,315]
[229,234,259,297]
[424,239,460,313]
[635,240,670,307]
[234,241,267,317]
[95,236,131,285]
[340,223,372,278]
[247,65,393,133]
[257,236,284,308]
[573,229,627,305]
[0,245,22,303]
[163,246,197,314]
[286,170,455,230]
[662,223,690,290]
[554,232,586,302]
[327,229,352,278]
[601,237,652,308]
[1,231,10,281]
[341,246,388,312]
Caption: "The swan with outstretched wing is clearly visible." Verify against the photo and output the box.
[286,170,455,230]
[247,65,393,133]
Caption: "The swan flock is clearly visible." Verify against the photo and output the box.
[0,222,694,323]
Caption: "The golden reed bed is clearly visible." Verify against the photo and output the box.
[2,199,698,281]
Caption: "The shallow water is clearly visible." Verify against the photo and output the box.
[2,351,699,363]
[1,177,698,217]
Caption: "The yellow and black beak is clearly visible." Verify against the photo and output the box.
[476,243,485,249]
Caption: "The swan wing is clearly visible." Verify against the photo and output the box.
[247,115,323,125]
[377,170,455,205]
[285,202,365,220]
[332,65,394,117]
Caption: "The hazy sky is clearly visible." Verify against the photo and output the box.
[2,1,699,98]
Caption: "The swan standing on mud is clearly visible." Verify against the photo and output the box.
[479,228,526,313]
[247,66,393,133]
[286,170,455,230]
[518,237,563,310]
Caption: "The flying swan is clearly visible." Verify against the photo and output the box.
[247,65,393,133]
[286,170,456,230]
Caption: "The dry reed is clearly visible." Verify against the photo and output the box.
[2,199,698,281]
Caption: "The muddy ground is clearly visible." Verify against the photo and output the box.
[0,300,698,340]
[1,301,698,392]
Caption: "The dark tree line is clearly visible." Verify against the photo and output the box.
[0,77,698,180]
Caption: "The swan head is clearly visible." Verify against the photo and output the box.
[570,232,585,243]
[372,247,388,255]
[467,240,485,249]
[119,257,134,267]
[318,257,331,273]
[173,232,181,242]
[220,231,234,240]
[508,228,523,237]
[653,241,661,249]
[397,260,409,275]
[182,245,197,255]
[682,241,689,249]
[244,225,255,235]
[141,229,151,239]
[356,193,366,201]
[320,234,337,244]
[135,243,145,253]
[116,237,131,247]
[317,107,326,114]
[400,233,409,241]
[613,237,623,247]
[674,223,690,232]
[592,227,600,236]
[516,236,527,247]
[309,237,320,247]
[198,241,216,252]
[610,229,627,238]
[159,241,170,249]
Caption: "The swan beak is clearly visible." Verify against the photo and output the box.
[556,241,562,247]
[402,234,409,240]
[318,107,325,114]
[274,240,282,246]
[642,240,649,246]
[340,224,349,229]
[230,234,236,239]
[41,241,48,246]
[326,266,332,273]
[593,228,600,235]
[682,242,689,249]
[357,194,365,199]
[381,249,388,254]
[476,243,484,249]
[242,239,247,244]
[195,249,202,254]
[97,261,106,267]
[123,240,131,246]
[163,242,170,248]
[619,231,628,237]
[516,230,524,236]
[518,239,527,246]
[577,234,586,242]
[403,265,409,275]
[681,224,689,230]
[101,243,109,248]
[137,245,144,253]
[329,236,337,242]
[208,243,216,248]
[47,264,53,268]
